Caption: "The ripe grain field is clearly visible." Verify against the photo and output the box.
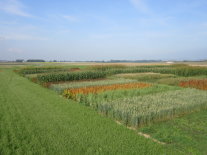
[0,68,170,154]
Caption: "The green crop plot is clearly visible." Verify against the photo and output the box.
[50,78,137,94]
[93,89,207,127]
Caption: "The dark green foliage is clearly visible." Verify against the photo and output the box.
[37,71,107,82]
[20,64,207,84]
[173,66,207,76]
[18,67,68,75]
[91,64,127,71]
[104,65,207,77]
[27,59,45,62]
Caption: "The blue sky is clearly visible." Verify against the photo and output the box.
[0,0,207,61]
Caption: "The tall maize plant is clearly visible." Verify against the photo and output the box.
[37,71,107,82]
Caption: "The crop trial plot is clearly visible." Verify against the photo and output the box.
[17,64,207,129]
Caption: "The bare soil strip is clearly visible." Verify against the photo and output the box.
[115,121,166,145]
[137,132,166,145]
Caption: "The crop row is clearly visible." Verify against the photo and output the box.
[63,83,152,100]
[115,73,175,82]
[73,85,181,106]
[50,78,137,94]
[92,64,176,71]
[93,89,207,127]
[179,79,207,90]
[91,64,127,71]
[104,66,207,77]
[37,71,107,82]
[33,65,207,83]
[18,67,69,75]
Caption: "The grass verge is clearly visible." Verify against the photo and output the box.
[139,110,207,155]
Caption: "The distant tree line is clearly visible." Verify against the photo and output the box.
[27,59,45,62]
[14,59,207,63]
[16,59,45,62]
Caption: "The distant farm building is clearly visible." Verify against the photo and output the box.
[166,61,174,64]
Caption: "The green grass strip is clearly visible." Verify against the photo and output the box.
[139,109,207,154]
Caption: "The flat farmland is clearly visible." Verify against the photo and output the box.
[1,62,207,154]
[0,68,166,154]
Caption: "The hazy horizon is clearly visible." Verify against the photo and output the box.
[0,0,207,61]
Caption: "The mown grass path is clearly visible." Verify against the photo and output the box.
[0,69,171,154]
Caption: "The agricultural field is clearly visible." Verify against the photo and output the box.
[1,62,207,154]
[179,79,207,90]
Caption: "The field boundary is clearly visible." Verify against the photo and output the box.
[115,121,166,145]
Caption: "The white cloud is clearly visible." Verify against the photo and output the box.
[130,0,150,13]
[0,0,32,17]
[62,15,79,22]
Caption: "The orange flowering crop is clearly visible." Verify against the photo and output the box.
[63,82,152,99]
[179,79,207,90]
